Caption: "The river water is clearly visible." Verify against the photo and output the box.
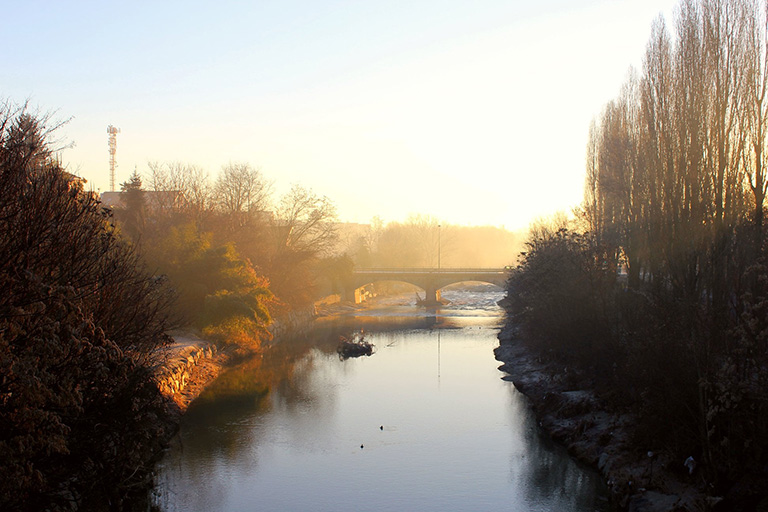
[153,288,609,512]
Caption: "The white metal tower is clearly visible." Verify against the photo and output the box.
[107,125,120,191]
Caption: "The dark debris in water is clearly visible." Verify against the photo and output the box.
[337,330,375,360]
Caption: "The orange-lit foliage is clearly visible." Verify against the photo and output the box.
[203,314,267,351]
[146,222,274,350]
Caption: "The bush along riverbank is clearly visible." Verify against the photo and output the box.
[0,108,181,512]
[495,324,717,511]
[501,220,768,511]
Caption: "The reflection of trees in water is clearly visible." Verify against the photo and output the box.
[505,386,610,511]
[183,341,322,439]
[162,320,433,490]
[158,338,332,509]
[159,319,423,506]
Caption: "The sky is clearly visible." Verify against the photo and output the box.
[2,0,678,230]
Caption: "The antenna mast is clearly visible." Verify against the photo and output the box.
[107,125,121,191]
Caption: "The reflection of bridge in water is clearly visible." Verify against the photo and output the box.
[347,268,508,304]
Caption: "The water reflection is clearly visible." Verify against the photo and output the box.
[504,385,608,511]
[155,291,608,512]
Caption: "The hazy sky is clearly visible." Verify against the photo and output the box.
[3,0,677,230]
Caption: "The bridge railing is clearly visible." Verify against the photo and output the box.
[353,267,509,273]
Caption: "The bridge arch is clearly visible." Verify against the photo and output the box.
[346,279,428,304]
[344,268,508,305]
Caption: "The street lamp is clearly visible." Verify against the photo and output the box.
[438,224,441,270]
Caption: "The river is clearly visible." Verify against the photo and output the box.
[153,288,609,511]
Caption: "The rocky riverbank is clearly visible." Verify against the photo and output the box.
[156,332,232,411]
[494,324,716,512]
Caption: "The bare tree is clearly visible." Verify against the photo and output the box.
[272,184,337,255]
[267,184,338,306]
[584,119,602,235]
[702,0,749,228]
[214,163,271,226]
[742,0,768,229]
[183,164,213,219]
[146,161,213,219]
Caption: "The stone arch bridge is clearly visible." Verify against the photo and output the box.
[345,267,509,304]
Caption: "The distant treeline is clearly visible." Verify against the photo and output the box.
[506,0,768,506]
[336,215,521,269]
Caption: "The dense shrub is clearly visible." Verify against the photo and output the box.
[0,106,175,510]
[506,228,619,373]
[145,223,274,350]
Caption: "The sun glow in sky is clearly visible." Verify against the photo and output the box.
[3,0,677,230]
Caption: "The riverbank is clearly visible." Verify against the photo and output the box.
[157,306,320,411]
[156,332,233,411]
[494,324,715,512]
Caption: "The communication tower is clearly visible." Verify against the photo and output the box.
[107,125,120,191]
